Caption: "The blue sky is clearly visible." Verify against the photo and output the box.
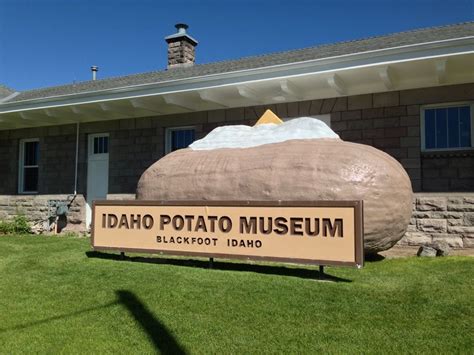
[0,0,472,91]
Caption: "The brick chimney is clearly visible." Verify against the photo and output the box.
[165,23,198,69]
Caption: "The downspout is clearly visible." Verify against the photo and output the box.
[74,122,80,195]
[51,121,80,233]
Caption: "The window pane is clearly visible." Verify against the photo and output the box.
[178,131,184,149]
[171,131,179,151]
[93,136,108,154]
[425,109,436,149]
[459,106,471,147]
[184,129,195,145]
[425,105,472,150]
[184,130,189,144]
[103,136,109,153]
[24,141,39,166]
[23,167,38,192]
[35,142,39,164]
[24,143,29,165]
[25,143,30,165]
[435,108,447,149]
[447,107,460,148]
[170,129,196,152]
[98,137,103,153]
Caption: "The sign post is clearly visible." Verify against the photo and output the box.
[92,200,364,268]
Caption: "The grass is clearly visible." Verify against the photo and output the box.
[0,234,472,354]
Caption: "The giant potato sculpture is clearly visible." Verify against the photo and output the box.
[137,112,412,254]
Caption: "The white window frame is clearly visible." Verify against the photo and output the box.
[18,138,39,194]
[420,102,474,152]
[88,133,109,157]
[165,126,196,154]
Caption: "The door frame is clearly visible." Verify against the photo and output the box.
[86,133,109,227]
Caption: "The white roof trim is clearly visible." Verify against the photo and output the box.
[0,91,20,104]
[0,36,473,114]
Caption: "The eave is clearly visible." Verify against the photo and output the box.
[0,36,473,130]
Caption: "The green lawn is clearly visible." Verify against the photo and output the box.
[0,235,472,354]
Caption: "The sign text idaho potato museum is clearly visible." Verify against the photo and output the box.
[92,201,364,267]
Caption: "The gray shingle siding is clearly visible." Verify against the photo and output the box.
[4,21,473,104]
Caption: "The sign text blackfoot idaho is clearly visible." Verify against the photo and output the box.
[92,201,364,267]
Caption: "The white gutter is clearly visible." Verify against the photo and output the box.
[0,36,473,114]
[74,122,79,195]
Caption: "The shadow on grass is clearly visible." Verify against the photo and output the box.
[116,290,187,354]
[86,251,351,283]
[365,253,386,262]
[0,291,186,354]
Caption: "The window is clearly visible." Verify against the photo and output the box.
[422,104,473,151]
[92,135,109,154]
[165,127,196,154]
[19,139,39,193]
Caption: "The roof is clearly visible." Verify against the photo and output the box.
[4,21,474,104]
[0,85,15,99]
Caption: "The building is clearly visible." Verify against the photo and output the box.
[0,22,473,247]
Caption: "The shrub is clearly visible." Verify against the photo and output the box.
[12,215,31,234]
[0,215,31,235]
[0,220,14,234]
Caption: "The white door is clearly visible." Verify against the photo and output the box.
[86,133,109,227]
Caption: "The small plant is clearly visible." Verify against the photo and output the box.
[12,214,31,234]
[62,231,79,238]
[0,220,14,234]
[0,214,31,235]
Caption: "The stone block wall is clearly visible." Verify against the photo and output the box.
[421,153,474,192]
[0,194,86,233]
[400,193,474,248]
[40,131,77,194]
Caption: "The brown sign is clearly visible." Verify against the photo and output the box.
[92,201,364,268]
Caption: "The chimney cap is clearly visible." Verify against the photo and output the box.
[165,23,198,46]
[175,23,188,31]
